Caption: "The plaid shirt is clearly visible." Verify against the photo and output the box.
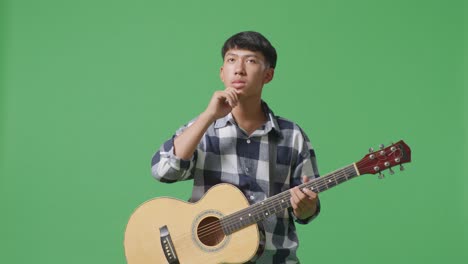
[151,101,320,263]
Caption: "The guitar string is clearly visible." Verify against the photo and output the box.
[210,165,359,233]
[238,152,402,224]
[171,165,357,243]
[194,158,396,241]
[175,158,382,242]
[169,156,399,252]
[171,155,399,244]
[169,167,355,253]
[176,164,358,241]
[178,149,399,240]
[166,154,400,255]
[215,165,356,233]
[216,156,396,234]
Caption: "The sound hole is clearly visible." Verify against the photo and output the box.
[197,216,225,246]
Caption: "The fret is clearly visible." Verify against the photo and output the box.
[331,173,339,186]
[317,179,329,192]
[321,178,329,190]
[336,171,348,184]
[273,203,283,213]
[344,165,358,180]
[263,201,272,216]
[324,176,335,189]
[253,212,261,222]
[337,170,349,185]
[308,182,319,192]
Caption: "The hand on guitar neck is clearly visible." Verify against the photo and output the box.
[290,175,319,220]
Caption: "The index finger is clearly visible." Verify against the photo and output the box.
[301,188,318,200]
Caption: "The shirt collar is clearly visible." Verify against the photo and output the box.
[213,101,283,138]
[213,112,235,128]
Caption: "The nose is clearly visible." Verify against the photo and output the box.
[234,60,246,76]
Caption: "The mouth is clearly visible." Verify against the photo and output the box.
[231,80,246,89]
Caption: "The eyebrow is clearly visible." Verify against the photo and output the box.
[225,52,259,58]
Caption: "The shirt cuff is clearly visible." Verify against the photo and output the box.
[163,137,194,171]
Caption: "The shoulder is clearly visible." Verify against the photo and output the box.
[272,115,316,155]
[275,116,301,130]
[263,101,305,135]
[263,101,308,137]
[275,116,310,139]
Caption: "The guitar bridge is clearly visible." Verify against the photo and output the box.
[159,225,180,264]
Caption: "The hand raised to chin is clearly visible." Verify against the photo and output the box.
[203,87,240,121]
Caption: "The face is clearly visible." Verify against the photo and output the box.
[220,49,274,99]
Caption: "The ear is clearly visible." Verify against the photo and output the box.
[263,68,275,84]
[220,66,224,81]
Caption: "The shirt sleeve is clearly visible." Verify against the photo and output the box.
[290,127,321,225]
[150,121,197,183]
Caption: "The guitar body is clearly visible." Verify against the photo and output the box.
[124,183,260,264]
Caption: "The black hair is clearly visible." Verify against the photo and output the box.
[221,31,277,69]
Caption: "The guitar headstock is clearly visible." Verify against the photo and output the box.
[355,140,411,178]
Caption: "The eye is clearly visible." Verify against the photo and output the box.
[247,59,257,63]
[227,58,235,63]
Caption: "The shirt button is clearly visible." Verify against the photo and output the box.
[246,139,251,144]
[245,167,249,172]
[250,195,255,200]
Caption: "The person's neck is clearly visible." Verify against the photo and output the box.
[231,98,266,136]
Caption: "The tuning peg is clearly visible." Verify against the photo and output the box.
[379,144,385,150]
[400,164,405,171]
[369,147,374,153]
[389,168,394,175]
[378,172,385,179]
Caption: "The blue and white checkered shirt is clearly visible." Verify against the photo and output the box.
[151,101,320,263]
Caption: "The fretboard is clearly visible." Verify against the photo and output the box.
[220,163,359,235]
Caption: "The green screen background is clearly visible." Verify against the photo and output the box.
[1,0,465,263]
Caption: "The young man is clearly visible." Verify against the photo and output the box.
[151,31,320,263]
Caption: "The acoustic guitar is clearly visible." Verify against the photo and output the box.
[124,140,411,264]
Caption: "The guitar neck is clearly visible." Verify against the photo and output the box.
[221,164,360,235]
